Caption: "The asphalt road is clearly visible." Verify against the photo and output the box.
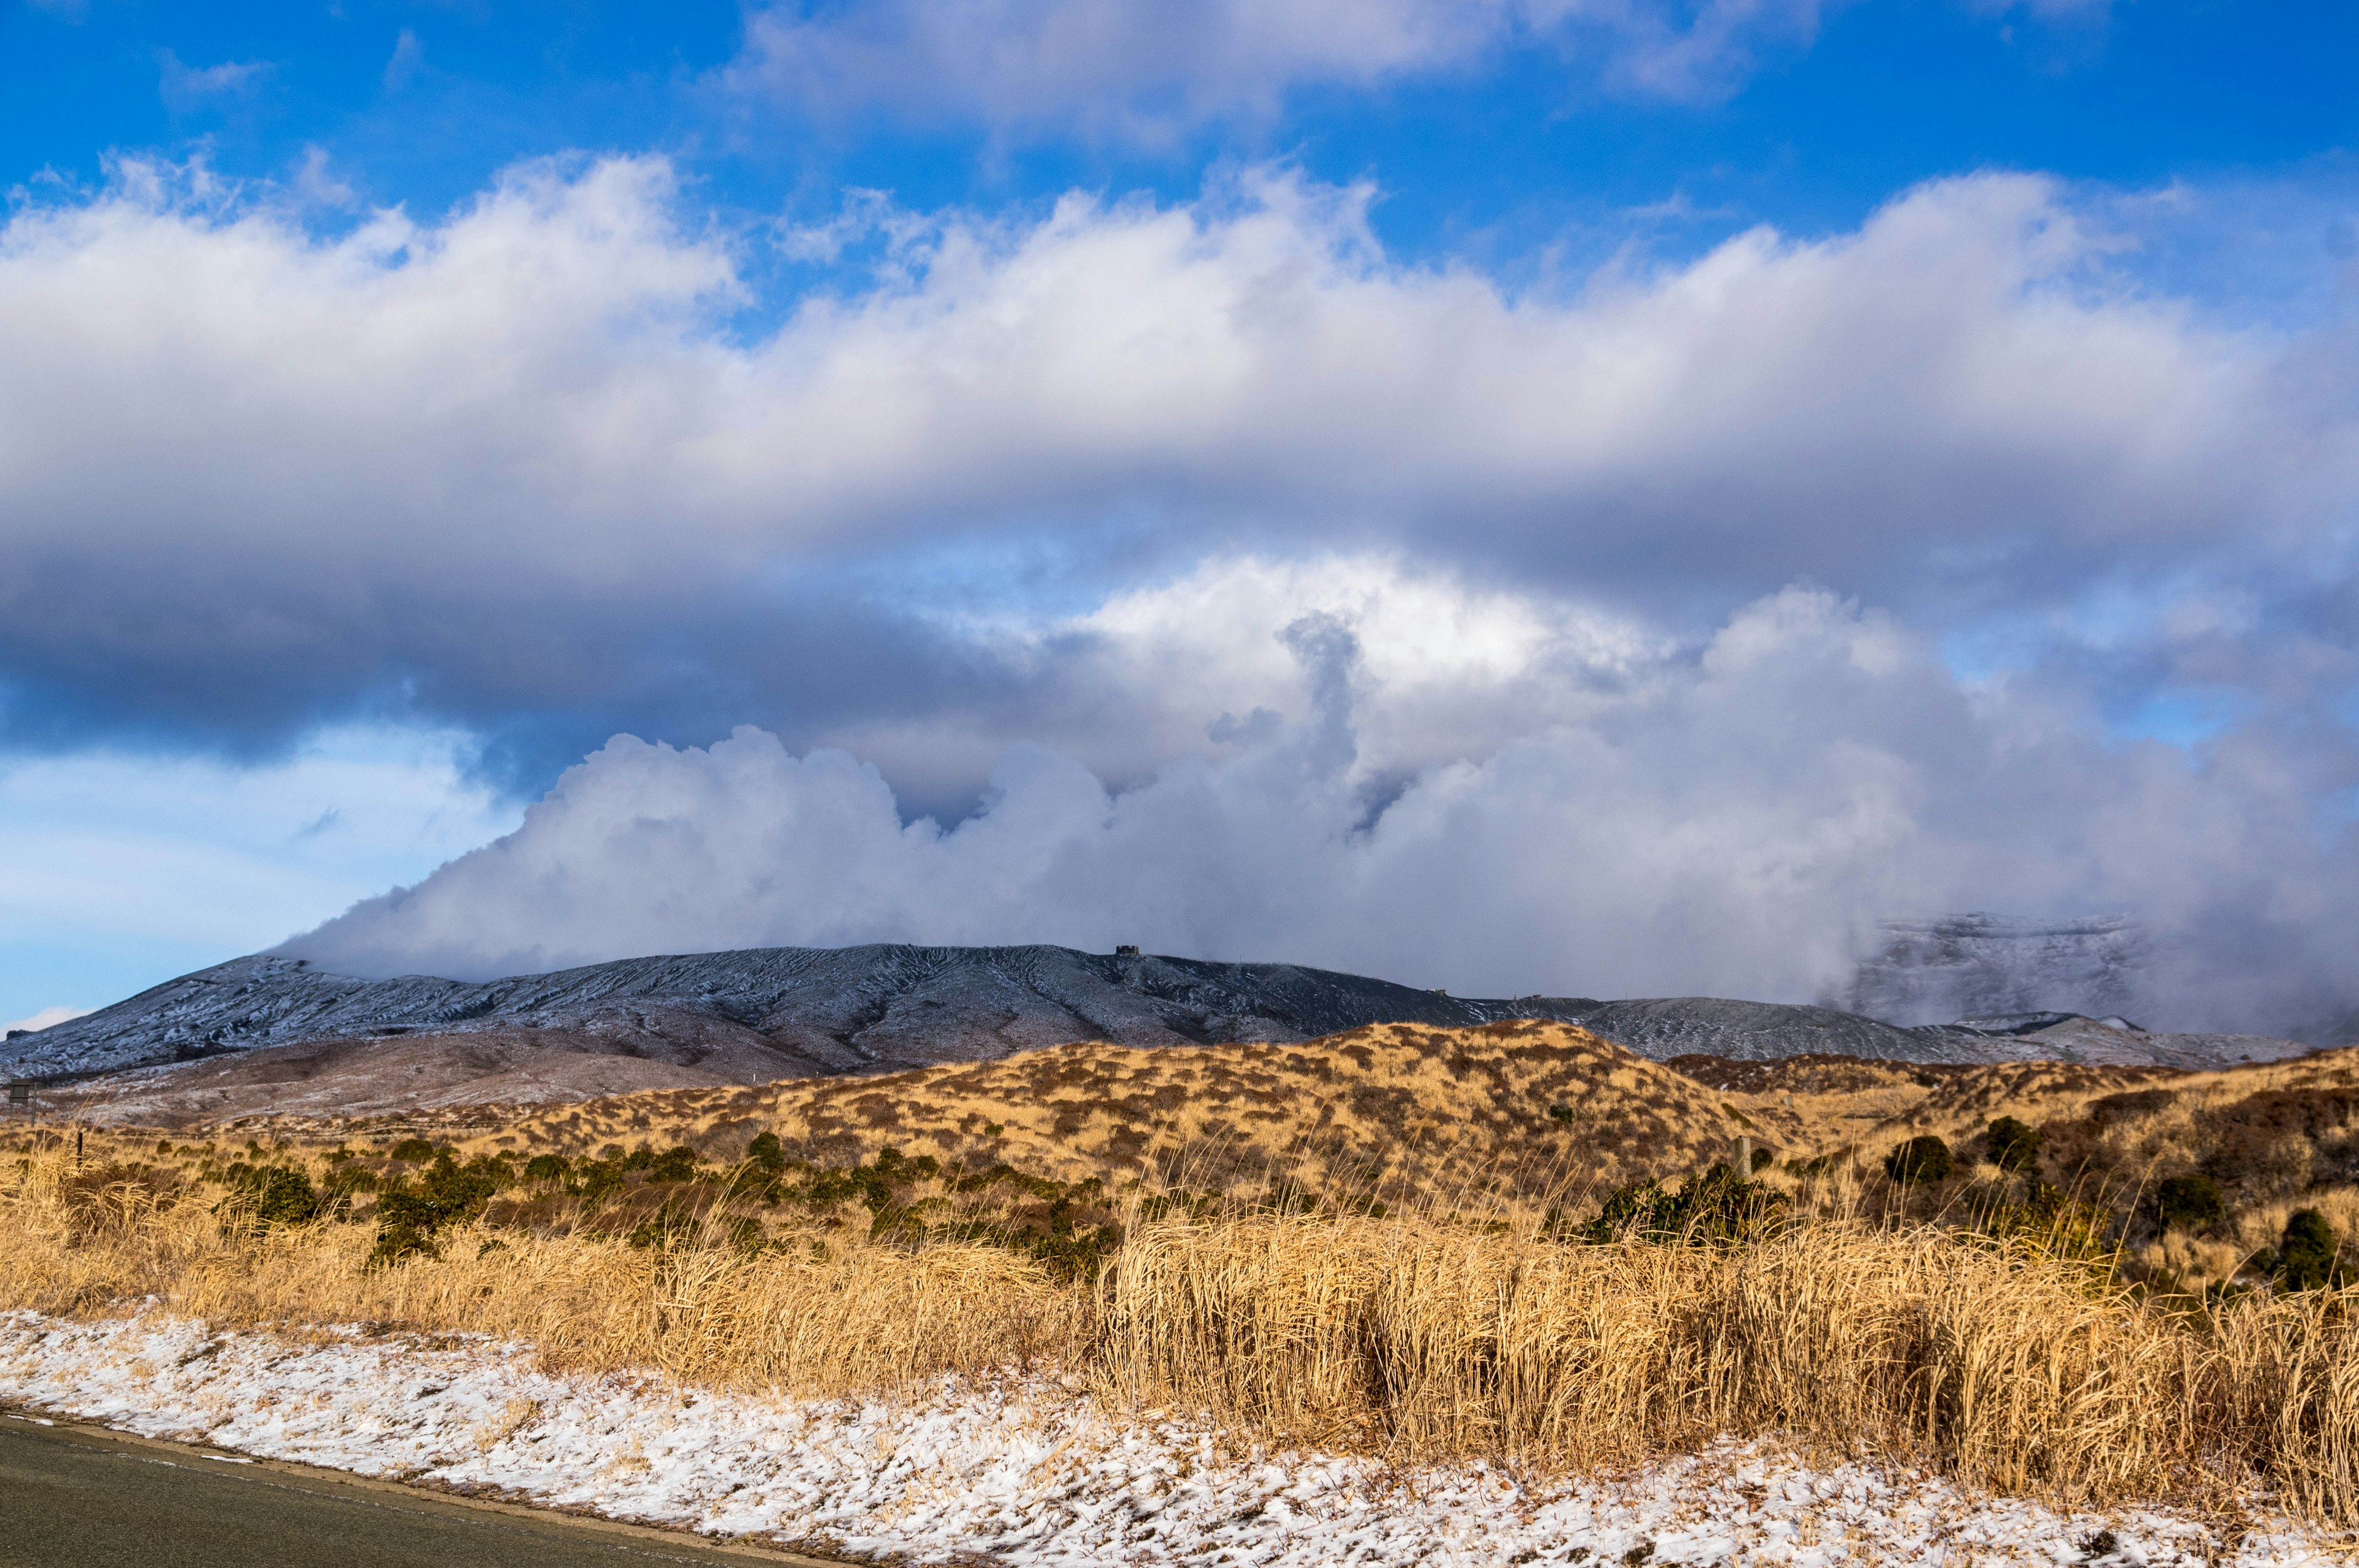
[0,1413,824,1568]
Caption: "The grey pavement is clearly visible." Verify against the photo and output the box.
[0,1414,823,1568]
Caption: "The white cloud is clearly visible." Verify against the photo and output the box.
[0,155,2337,767]
[1,1005,90,1037]
[286,577,2359,1041]
[383,28,424,93]
[157,50,273,111]
[728,0,1833,135]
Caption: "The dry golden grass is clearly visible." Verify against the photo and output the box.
[2,1151,1079,1394]
[462,1030,2359,1218]
[482,1021,1813,1206]
[15,1144,2359,1526]
[33,1029,2359,1309]
[1103,1214,2224,1505]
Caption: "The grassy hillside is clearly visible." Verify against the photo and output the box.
[28,1018,2359,1297]
[487,1020,1801,1207]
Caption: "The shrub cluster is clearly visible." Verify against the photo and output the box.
[1884,1135,1954,1187]
[213,1163,323,1235]
[1571,1163,1788,1247]
[1985,1117,2042,1174]
[369,1150,515,1266]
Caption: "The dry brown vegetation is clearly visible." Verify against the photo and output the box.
[37,1020,2359,1292]
[24,1023,2359,1525]
[487,1020,1778,1206]
[14,1137,2359,1528]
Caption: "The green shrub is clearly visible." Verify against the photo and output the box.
[366,1153,507,1268]
[523,1153,569,1182]
[2277,1208,2345,1291]
[1985,1117,2042,1174]
[746,1132,786,1174]
[1547,1104,1574,1123]
[1575,1164,1787,1247]
[217,1165,322,1233]
[1970,1179,2117,1268]
[324,1162,378,1199]
[571,1158,623,1200]
[2156,1173,2224,1233]
[1750,1146,1774,1172]
[388,1137,436,1163]
[1884,1135,1954,1187]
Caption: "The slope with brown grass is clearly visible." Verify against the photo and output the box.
[484,1020,1815,1206]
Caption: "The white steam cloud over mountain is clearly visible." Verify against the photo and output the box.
[285,566,2359,1043]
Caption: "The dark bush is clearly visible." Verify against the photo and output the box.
[1884,1135,1954,1187]
[1968,1179,2116,1265]
[388,1137,436,1163]
[218,1165,321,1233]
[2277,1208,2345,1292]
[2089,1089,2177,1128]
[323,1162,378,1199]
[571,1158,624,1200]
[1750,1146,1775,1173]
[523,1153,568,1182]
[746,1132,786,1173]
[1985,1117,2042,1174]
[648,1145,700,1183]
[366,1153,507,1268]
[2156,1173,2224,1233]
[1575,1164,1787,1247]
[1547,1103,1574,1124]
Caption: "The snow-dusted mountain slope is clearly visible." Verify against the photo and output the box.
[1,943,2314,1085]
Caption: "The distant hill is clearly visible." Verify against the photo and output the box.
[3,943,2312,1124]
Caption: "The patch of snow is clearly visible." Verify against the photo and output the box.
[0,1311,2334,1566]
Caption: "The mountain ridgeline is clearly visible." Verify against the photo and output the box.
[2,942,2314,1092]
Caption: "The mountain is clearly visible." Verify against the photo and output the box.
[1,945,2314,1117]
[3,946,1550,1081]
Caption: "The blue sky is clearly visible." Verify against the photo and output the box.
[2,0,2356,1036]
[12,1,2357,254]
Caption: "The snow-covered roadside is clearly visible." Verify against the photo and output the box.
[0,1311,2330,1567]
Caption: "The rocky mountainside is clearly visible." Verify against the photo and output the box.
[3,943,2314,1093]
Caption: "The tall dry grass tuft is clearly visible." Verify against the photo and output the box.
[1101,1207,2359,1521]
[1101,1214,2211,1500]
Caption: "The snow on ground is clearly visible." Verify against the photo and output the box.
[0,1310,2333,1567]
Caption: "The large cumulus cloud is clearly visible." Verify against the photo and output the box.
[1,155,2347,793]
[285,575,2359,1042]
